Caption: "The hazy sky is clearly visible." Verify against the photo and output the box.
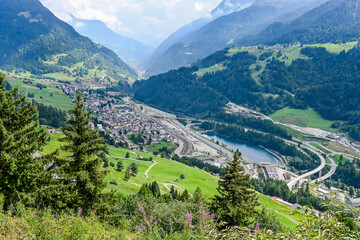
[40,0,223,47]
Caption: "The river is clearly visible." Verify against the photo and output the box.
[203,132,277,164]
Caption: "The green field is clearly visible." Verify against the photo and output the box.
[310,143,332,154]
[304,41,358,54]
[43,73,75,81]
[43,134,308,229]
[278,125,329,143]
[270,107,334,130]
[332,154,348,165]
[145,141,177,154]
[7,76,74,110]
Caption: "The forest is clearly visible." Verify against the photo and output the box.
[134,45,360,140]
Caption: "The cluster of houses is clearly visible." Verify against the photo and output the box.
[81,91,176,151]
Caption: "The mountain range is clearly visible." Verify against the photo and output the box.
[0,0,137,81]
[68,15,154,71]
[239,0,360,45]
[144,0,327,76]
[143,0,256,72]
[134,0,360,141]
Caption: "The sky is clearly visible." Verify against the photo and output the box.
[40,0,223,47]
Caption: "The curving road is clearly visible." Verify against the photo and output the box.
[141,104,233,161]
[287,145,326,191]
[311,156,337,184]
[145,160,157,178]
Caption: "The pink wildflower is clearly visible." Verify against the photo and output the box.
[190,225,194,229]
[247,229,251,235]
[199,227,204,232]
[186,212,193,222]
[210,213,216,219]
[198,205,203,210]
[254,226,260,231]
[154,220,158,225]
[139,206,145,212]
[77,207,82,216]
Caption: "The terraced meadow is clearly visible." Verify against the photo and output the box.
[42,134,309,229]
[6,73,74,110]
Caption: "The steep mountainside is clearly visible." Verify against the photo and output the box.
[145,0,322,76]
[241,0,360,45]
[134,43,360,140]
[69,15,153,70]
[0,0,137,81]
[143,0,255,74]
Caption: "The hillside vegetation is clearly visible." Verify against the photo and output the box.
[0,0,137,82]
[134,43,360,140]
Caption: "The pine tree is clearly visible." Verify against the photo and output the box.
[60,92,107,211]
[116,161,124,172]
[125,152,130,158]
[125,166,131,181]
[0,74,53,209]
[130,162,139,176]
[210,153,258,227]
[150,181,161,198]
[180,189,190,201]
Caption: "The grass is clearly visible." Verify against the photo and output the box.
[332,155,348,165]
[43,73,75,81]
[310,143,331,154]
[145,141,177,154]
[304,41,358,54]
[270,107,334,130]
[7,76,74,110]
[322,142,360,158]
[278,125,329,143]
[257,194,309,228]
[43,134,309,229]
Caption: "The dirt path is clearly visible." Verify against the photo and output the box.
[273,210,299,226]
[145,161,157,178]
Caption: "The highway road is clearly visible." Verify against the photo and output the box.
[311,155,337,184]
[287,145,326,191]
[140,104,233,161]
[134,104,193,156]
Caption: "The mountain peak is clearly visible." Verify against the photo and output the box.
[211,0,255,17]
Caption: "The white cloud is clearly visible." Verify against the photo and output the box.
[74,22,85,28]
[40,0,222,47]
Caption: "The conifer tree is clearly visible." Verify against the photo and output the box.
[130,162,139,176]
[116,161,124,172]
[150,181,161,198]
[210,153,258,227]
[125,166,131,181]
[0,74,53,209]
[60,92,107,210]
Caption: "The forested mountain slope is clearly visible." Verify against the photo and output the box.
[0,0,137,81]
[134,44,360,140]
[145,0,325,76]
[240,0,360,45]
[143,0,255,75]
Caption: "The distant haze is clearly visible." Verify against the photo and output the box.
[40,0,223,47]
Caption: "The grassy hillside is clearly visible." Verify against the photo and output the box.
[269,107,334,130]
[6,74,74,110]
[42,134,308,229]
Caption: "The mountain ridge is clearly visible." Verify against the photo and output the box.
[0,0,137,81]
[145,0,324,76]
[68,15,153,71]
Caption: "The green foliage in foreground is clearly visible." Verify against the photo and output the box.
[0,202,359,240]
